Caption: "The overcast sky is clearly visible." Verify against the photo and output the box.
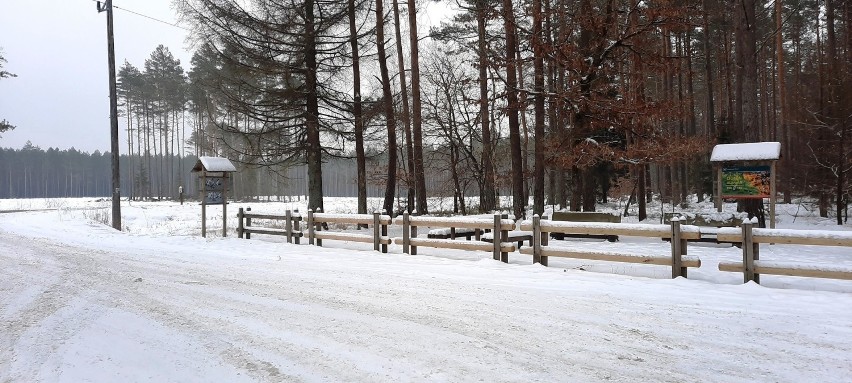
[0,1,452,154]
[0,1,193,153]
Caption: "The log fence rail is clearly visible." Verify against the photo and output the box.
[236,209,852,284]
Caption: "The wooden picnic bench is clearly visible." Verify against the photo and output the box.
[549,211,621,242]
[480,230,533,249]
[426,214,502,240]
[427,227,482,240]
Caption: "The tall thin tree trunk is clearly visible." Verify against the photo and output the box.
[376,0,398,214]
[532,0,545,216]
[702,0,716,138]
[776,0,791,203]
[350,0,367,217]
[126,99,134,201]
[737,0,759,142]
[724,31,734,133]
[502,0,525,219]
[735,0,764,224]
[516,45,531,207]
[407,0,427,214]
[476,0,496,213]
[392,0,415,212]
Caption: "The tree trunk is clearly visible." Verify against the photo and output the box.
[476,0,496,213]
[570,167,581,211]
[376,0,397,215]
[502,0,525,219]
[638,165,647,221]
[392,0,415,212]
[776,0,792,203]
[734,0,763,222]
[407,0,427,214]
[582,169,595,212]
[736,0,759,142]
[305,0,324,212]
[702,0,716,138]
[349,0,367,217]
[532,0,545,216]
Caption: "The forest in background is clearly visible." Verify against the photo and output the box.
[0,144,512,211]
[1,0,849,224]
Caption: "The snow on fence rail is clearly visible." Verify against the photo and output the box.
[235,210,852,283]
[519,216,700,278]
[237,208,304,244]
[309,211,393,252]
[237,208,393,252]
[716,219,852,282]
[392,212,518,262]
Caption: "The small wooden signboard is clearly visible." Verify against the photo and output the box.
[710,142,780,229]
[191,157,237,237]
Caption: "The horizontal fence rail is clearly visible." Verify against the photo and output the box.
[235,210,852,284]
[716,220,852,282]
[393,213,518,262]
[520,216,697,278]
[309,211,393,252]
[237,208,304,244]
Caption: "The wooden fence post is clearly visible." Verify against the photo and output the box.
[492,214,501,261]
[381,211,388,253]
[670,217,684,278]
[285,210,293,244]
[307,209,315,245]
[293,209,301,245]
[245,207,252,240]
[751,218,760,283]
[532,214,542,265]
[315,208,322,247]
[373,212,380,252]
[500,214,509,263]
[411,211,418,255]
[754,235,760,283]
[402,211,410,254]
[237,207,244,239]
[742,219,755,283]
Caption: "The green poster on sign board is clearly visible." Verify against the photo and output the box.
[721,166,770,198]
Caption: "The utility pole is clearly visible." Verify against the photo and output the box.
[98,0,122,230]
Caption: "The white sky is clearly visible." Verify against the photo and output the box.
[0,0,453,154]
[0,0,193,153]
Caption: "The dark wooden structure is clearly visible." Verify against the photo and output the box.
[191,157,236,237]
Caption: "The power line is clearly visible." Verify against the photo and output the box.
[89,0,191,31]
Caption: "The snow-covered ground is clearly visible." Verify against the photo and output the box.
[1,197,851,382]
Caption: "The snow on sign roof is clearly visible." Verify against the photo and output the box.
[192,156,237,172]
[710,142,781,162]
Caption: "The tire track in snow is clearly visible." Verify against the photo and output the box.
[2,227,851,382]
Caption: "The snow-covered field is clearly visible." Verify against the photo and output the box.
[2,197,851,382]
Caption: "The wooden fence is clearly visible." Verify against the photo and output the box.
[308,211,393,253]
[237,208,303,244]
[519,216,701,278]
[235,209,852,284]
[716,219,852,282]
[393,212,517,262]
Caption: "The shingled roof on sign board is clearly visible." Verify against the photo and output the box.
[191,157,237,172]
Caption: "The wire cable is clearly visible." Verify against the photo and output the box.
[90,0,191,31]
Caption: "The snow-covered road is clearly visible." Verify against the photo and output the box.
[2,210,852,382]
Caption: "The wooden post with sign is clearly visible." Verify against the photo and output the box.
[191,157,237,238]
[710,142,781,229]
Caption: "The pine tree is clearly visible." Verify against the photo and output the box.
[0,49,17,137]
